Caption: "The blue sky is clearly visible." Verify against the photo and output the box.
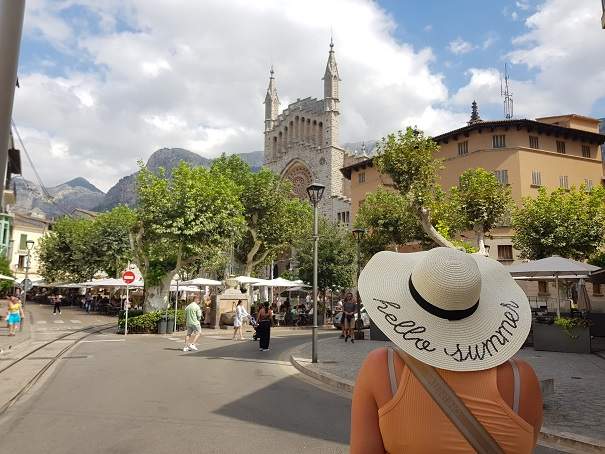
[12,0,605,190]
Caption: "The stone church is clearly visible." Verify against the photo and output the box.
[262,41,359,225]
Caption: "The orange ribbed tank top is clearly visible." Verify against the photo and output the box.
[378,361,535,453]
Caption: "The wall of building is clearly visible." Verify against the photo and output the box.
[536,115,600,133]
[10,219,48,281]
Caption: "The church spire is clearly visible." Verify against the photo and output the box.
[323,38,340,107]
[467,100,483,125]
[264,66,279,132]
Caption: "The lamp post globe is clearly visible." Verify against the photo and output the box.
[306,182,325,364]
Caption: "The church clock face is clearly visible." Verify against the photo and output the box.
[283,163,313,199]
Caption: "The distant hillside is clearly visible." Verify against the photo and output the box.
[95,148,265,211]
[12,176,105,219]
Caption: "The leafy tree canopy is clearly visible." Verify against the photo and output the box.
[374,127,453,247]
[37,217,99,283]
[90,205,137,278]
[133,161,245,310]
[449,168,513,254]
[0,257,14,292]
[294,218,356,293]
[512,185,605,260]
[355,188,422,257]
[211,154,312,275]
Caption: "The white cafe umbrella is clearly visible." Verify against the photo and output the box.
[81,278,144,288]
[181,277,222,286]
[253,277,297,287]
[234,276,266,285]
[508,256,599,317]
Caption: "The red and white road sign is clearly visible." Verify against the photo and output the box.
[122,270,136,284]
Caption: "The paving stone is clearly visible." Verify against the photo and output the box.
[295,335,605,441]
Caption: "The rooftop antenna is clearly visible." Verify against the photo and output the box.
[500,63,514,119]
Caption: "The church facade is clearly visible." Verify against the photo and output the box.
[262,41,354,225]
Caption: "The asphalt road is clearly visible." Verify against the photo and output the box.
[0,330,351,454]
[0,326,566,454]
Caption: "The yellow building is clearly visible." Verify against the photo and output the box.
[341,109,605,263]
[9,213,50,282]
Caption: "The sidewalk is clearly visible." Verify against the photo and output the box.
[290,335,605,452]
[0,307,33,356]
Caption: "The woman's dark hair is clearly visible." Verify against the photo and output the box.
[263,301,270,309]
[237,300,242,305]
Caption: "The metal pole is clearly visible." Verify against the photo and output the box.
[555,274,561,318]
[174,278,179,332]
[355,237,363,338]
[312,203,319,363]
[22,250,30,305]
[125,284,129,336]
[0,1,26,207]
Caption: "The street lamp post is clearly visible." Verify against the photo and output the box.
[22,239,35,305]
[352,228,366,340]
[306,182,325,364]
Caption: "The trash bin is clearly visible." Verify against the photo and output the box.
[166,317,175,334]
[157,316,168,335]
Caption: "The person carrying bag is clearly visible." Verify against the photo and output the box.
[351,247,543,454]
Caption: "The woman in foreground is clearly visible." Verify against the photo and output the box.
[351,247,543,454]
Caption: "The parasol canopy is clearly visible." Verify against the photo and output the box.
[180,277,222,286]
[507,256,599,277]
[508,256,598,316]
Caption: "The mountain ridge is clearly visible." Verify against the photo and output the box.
[11,149,265,217]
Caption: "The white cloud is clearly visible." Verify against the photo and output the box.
[481,32,498,50]
[516,1,530,11]
[15,0,451,191]
[423,24,432,32]
[448,38,475,55]
[452,0,605,121]
[511,11,519,21]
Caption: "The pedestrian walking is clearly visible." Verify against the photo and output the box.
[6,296,24,336]
[350,247,542,454]
[52,293,62,315]
[183,296,202,352]
[257,302,273,351]
[232,300,249,341]
[342,292,356,343]
[84,293,92,313]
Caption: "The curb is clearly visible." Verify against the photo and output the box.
[289,355,605,453]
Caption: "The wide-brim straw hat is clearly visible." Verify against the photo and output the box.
[358,247,531,372]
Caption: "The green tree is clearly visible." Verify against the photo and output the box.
[0,257,14,293]
[449,168,513,255]
[295,219,356,295]
[132,162,245,311]
[512,186,605,260]
[355,188,421,256]
[374,127,454,247]
[37,217,98,283]
[90,206,137,278]
[211,154,312,276]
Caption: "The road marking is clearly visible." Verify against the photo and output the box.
[70,320,82,324]
[167,337,180,341]
[53,320,65,324]
[36,320,47,324]
[81,339,125,343]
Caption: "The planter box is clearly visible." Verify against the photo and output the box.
[533,322,591,353]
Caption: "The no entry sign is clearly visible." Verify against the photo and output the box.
[122,270,136,284]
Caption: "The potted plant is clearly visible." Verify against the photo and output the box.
[533,316,592,353]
